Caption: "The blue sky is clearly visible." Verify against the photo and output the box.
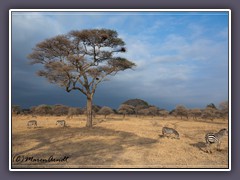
[11,10,229,110]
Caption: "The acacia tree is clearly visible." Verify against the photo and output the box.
[118,104,135,118]
[68,107,82,118]
[202,106,217,120]
[52,104,69,116]
[159,109,169,119]
[134,105,147,117]
[189,108,202,120]
[98,106,114,118]
[138,108,150,117]
[33,104,52,116]
[148,106,159,117]
[28,29,135,127]
[175,105,189,119]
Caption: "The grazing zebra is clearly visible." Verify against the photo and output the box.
[27,120,37,128]
[205,128,228,153]
[56,120,66,127]
[162,127,180,139]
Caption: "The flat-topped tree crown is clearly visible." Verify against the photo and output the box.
[28,28,136,127]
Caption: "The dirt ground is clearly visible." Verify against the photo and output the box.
[11,115,229,169]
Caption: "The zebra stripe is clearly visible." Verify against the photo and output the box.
[56,120,66,127]
[206,134,218,143]
[27,120,37,128]
[205,128,228,153]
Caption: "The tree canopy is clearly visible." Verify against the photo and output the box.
[28,29,136,127]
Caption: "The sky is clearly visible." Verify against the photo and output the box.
[11,10,229,110]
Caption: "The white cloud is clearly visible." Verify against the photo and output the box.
[153,55,184,63]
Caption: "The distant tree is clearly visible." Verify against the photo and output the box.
[28,28,136,127]
[159,109,169,119]
[202,106,217,120]
[98,106,114,118]
[219,101,228,110]
[52,104,69,116]
[12,105,21,115]
[138,108,150,117]
[68,107,82,118]
[134,105,147,117]
[34,104,52,115]
[118,104,135,118]
[148,106,159,117]
[218,101,229,119]
[169,109,177,117]
[175,105,188,119]
[206,103,217,109]
[189,108,202,120]
[82,105,101,118]
[122,98,149,107]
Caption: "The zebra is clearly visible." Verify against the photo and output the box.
[27,120,37,128]
[162,127,180,139]
[205,128,228,153]
[56,120,66,127]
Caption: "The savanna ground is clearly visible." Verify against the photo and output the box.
[11,114,229,169]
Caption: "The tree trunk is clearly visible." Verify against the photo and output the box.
[86,96,93,128]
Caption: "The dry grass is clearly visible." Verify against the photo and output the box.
[11,115,229,169]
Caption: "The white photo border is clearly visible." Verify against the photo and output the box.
[9,9,231,171]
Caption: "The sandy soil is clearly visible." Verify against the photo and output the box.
[11,115,229,169]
